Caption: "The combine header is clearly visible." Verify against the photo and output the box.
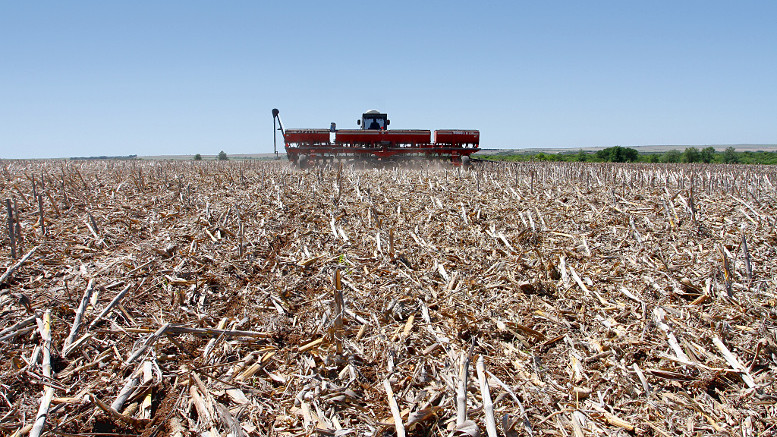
[272,109,479,167]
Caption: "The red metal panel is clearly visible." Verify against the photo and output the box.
[386,130,431,145]
[434,130,480,145]
[285,129,330,144]
[335,130,430,145]
[334,130,381,144]
[285,144,480,158]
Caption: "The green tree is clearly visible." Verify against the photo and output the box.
[622,147,639,162]
[723,147,739,164]
[596,146,639,162]
[194,153,202,161]
[218,151,228,161]
[576,149,588,162]
[682,147,700,163]
[662,149,682,163]
[648,154,660,163]
[700,147,715,163]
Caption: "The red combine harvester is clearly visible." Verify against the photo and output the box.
[272,109,479,167]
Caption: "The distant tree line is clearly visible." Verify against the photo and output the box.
[594,146,639,162]
[192,151,229,161]
[484,146,777,164]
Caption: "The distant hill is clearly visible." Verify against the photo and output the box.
[70,154,138,160]
[476,144,777,155]
[138,153,283,160]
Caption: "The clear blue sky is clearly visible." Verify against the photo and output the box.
[2,1,776,159]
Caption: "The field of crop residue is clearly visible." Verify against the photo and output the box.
[1,160,776,436]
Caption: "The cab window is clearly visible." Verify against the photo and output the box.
[365,117,385,130]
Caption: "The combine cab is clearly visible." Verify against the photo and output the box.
[272,109,479,167]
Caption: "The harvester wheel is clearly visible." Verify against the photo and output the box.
[299,156,310,169]
[462,156,471,168]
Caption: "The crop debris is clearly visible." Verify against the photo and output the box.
[1,160,776,436]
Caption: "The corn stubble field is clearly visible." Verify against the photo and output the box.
[1,160,776,437]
